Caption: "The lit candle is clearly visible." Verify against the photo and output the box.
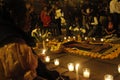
[39,33,41,36]
[46,38,49,42]
[93,37,96,41]
[42,49,46,55]
[45,56,50,62]
[67,39,70,42]
[85,37,88,40]
[68,63,74,71]
[104,74,113,80]
[75,63,80,80]
[118,64,120,73]
[54,59,59,66]
[100,38,104,42]
[64,37,67,40]
[75,63,80,72]
[68,36,71,39]
[83,68,90,78]
[73,36,76,40]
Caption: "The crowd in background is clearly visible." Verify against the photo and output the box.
[28,0,120,41]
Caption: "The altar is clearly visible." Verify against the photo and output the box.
[48,37,120,59]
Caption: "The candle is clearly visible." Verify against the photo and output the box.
[68,63,74,71]
[46,38,49,42]
[83,68,90,78]
[118,64,120,73]
[73,36,76,40]
[68,36,71,39]
[45,56,50,62]
[93,37,96,41]
[64,37,67,40]
[75,63,80,80]
[54,59,59,66]
[42,49,46,55]
[39,33,41,36]
[75,63,80,72]
[100,38,104,42]
[85,37,88,40]
[67,39,70,42]
[104,74,113,80]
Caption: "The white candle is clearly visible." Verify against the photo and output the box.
[101,38,104,42]
[39,33,41,36]
[42,49,46,55]
[93,37,96,41]
[64,37,67,40]
[68,39,70,41]
[46,38,49,42]
[75,63,80,80]
[75,63,80,71]
[68,36,71,39]
[54,59,59,66]
[73,36,76,40]
[83,68,90,78]
[68,63,74,71]
[45,56,50,62]
[85,37,88,40]
[118,64,120,73]
[104,74,113,80]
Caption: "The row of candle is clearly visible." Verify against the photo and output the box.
[44,56,120,80]
[42,46,120,80]
[44,56,89,79]
[63,36,105,42]
[44,36,105,45]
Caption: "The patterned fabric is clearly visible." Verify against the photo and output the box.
[0,38,38,80]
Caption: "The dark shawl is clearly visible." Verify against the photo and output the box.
[0,10,35,47]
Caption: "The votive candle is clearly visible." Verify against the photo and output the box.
[73,36,76,40]
[45,56,50,62]
[101,38,104,42]
[85,37,88,40]
[68,63,74,71]
[104,74,113,80]
[83,68,90,78]
[54,59,59,66]
[64,37,67,40]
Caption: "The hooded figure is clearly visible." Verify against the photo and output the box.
[0,0,38,80]
[0,0,63,80]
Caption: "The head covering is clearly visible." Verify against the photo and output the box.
[0,0,35,47]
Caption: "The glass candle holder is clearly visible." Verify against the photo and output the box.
[68,63,74,71]
[104,74,113,80]
[68,36,71,39]
[83,68,90,78]
[45,56,50,63]
[54,59,60,66]
[64,37,67,40]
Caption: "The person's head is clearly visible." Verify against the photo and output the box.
[0,0,31,32]
[86,8,91,14]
